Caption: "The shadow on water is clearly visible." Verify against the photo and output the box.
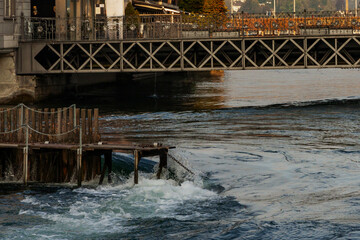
[32,72,227,113]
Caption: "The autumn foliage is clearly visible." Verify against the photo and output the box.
[202,0,227,16]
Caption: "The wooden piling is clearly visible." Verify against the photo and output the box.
[17,108,22,142]
[69,108,74,142]
[94,109,99,142]
[157,151,168,179]
[57,108,62,142]
[49,108,56,142]
[37,109,42,142]
[77,148,82,187]
[87,109,92,143]
[99,151,112,185]
[0,109,4,142]
[23,147,28,185]
[106,151,112,183]
[99,156,107,185]
[44,108,49,142]
[134,150,141,184]
[81,109,86,143]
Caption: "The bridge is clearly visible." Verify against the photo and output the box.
[17,11,360,74]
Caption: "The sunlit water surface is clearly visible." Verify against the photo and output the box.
[1,69,360,239]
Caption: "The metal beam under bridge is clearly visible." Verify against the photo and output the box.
[17,36,360,74]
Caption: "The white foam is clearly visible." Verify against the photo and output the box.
[21,196,41,205]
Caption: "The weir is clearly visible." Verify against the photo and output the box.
[0,104,173,187]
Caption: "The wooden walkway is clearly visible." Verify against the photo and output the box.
[0,104,173,187]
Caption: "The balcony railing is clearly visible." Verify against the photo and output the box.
[20,11,360,41]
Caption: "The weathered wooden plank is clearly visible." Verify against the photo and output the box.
[6,110,11,142]
[23,147,28,185]
[37,109,42,143]
[76,108,80,143]
[0,109,4,142]
[44,108,49,142]
[12,109,17,143]
[76,108,80,127]
[69,107,74,143]
[24,108,29,143]
[62,108,68,140]
[77,148,82,187]
[87,109,92,143]
[57,108,62,143]
[81,109,86,144]
[50,109,55,143]
[30,109,35,143]
[94,109,99,142]
[17,109,22,143]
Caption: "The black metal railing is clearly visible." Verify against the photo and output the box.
[20,10,360,41]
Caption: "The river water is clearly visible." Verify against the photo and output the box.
[1,69,360,239]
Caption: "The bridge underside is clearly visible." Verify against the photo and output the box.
[17,36,360,74]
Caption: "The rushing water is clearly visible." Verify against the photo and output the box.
[1,69,360,239]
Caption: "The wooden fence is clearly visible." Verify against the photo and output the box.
[0,105,100,144]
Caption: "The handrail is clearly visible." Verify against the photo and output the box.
[19,10,360,41]
[0,104,92,149]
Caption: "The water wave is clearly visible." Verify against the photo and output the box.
[222,96,360,111]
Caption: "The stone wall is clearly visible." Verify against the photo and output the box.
[0,52,35,103]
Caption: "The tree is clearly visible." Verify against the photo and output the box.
[202,0,228,16]
[125,2,139,16]
[125,2,140,30]
[179,0,204,13]
[202,0,228,28]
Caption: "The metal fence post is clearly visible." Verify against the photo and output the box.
[242,11,244,37]
[304,9,307,36]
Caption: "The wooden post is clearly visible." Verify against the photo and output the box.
[37,109,42,142]
[6,109,11,142]
[106,151,112,183]
[0,109,3,142]
[62,150,68,182]
[12,109,17,142]
[69,108,74,142]
[81,109,86,143]
[62,108,68,137]
[77,148,82,187]
[44,108,49,142]
[50,109,55,143]
[23,147,28,185]
[134,150,141,184]
[57,108,62,142]
[157,151,168,179]
[99,150,112,185]
[17,108,22,142]
[99,154,108,185]
[87,109,92,143]
[23,125,29,185]
[94,109,99,142]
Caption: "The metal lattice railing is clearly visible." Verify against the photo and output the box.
[19,10,360,41]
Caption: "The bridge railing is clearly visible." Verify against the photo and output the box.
[20,10,360,41]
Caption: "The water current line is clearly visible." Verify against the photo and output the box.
[168,153,195,175]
